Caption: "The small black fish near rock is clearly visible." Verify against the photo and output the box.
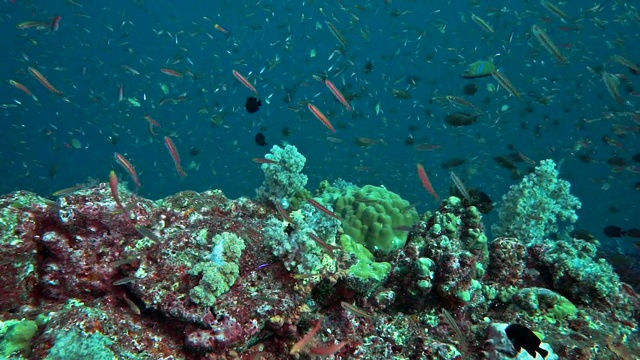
[245,97,262,113]
[470,189,494,214]
[505,324,549,359]
[604,225,625,238]
[569,229,597,243]
[254,132,267,146]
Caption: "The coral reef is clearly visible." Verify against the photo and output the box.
[530,237,623,305]
[0,169,638,359]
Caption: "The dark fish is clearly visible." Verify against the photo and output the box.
[254,132,267,146]
[245,96,262,113]
[470,189,494,214]
[625,228,640,238]
[569,229,597,242]
[445,112,479,126]
[505,324,549,359]
[441,157,466,169]
[189,147,201,156]
[606,156,627,167]
[632,153,640,162]
[363,60,374,74]
[604,225,625,238]
[48,164,58,179]
[575,152,596,164]
[404,135,415,146]
[449,186,493,214]
[635,182,640,192]
[462,83,479,95]
[494,156,518,170]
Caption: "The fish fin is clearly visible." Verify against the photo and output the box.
[537,347,549,358]
[525,348,537,358]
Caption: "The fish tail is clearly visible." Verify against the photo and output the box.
[537,348,549,358]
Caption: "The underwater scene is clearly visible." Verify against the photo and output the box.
[0,0,639,359]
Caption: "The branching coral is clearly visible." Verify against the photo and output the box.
[256,144,308,205]
[263,202,340,277]
[492,159,581,245]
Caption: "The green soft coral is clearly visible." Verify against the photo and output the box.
[340,234,391,295]
[512,287,578,322]
[189,232,246,307]
[0,320,38,358]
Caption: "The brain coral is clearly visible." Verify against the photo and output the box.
[321,184,419,255]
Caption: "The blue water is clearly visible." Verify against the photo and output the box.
[1,1,638,253]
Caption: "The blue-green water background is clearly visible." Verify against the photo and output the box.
[0,1,638,254]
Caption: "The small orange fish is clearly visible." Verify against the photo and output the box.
[341,301,374,319]
[143,115,161,127]
[416,163,439,201]
[164,136,186,177]
[51,15,62,31]
[114,152,141,188]
[109,170,126,211]
[324,79,352,112]
[8,80,38,101]
[306,198,341,220]
[274,201,295,224]
[307,103,336,133]
[232,69,257,94]
[307,232,341,256]
[28,67,63,94]
[160,68,183,78]
[214,24,230,36]
[290,320,322,354]
[309,341,349,356]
